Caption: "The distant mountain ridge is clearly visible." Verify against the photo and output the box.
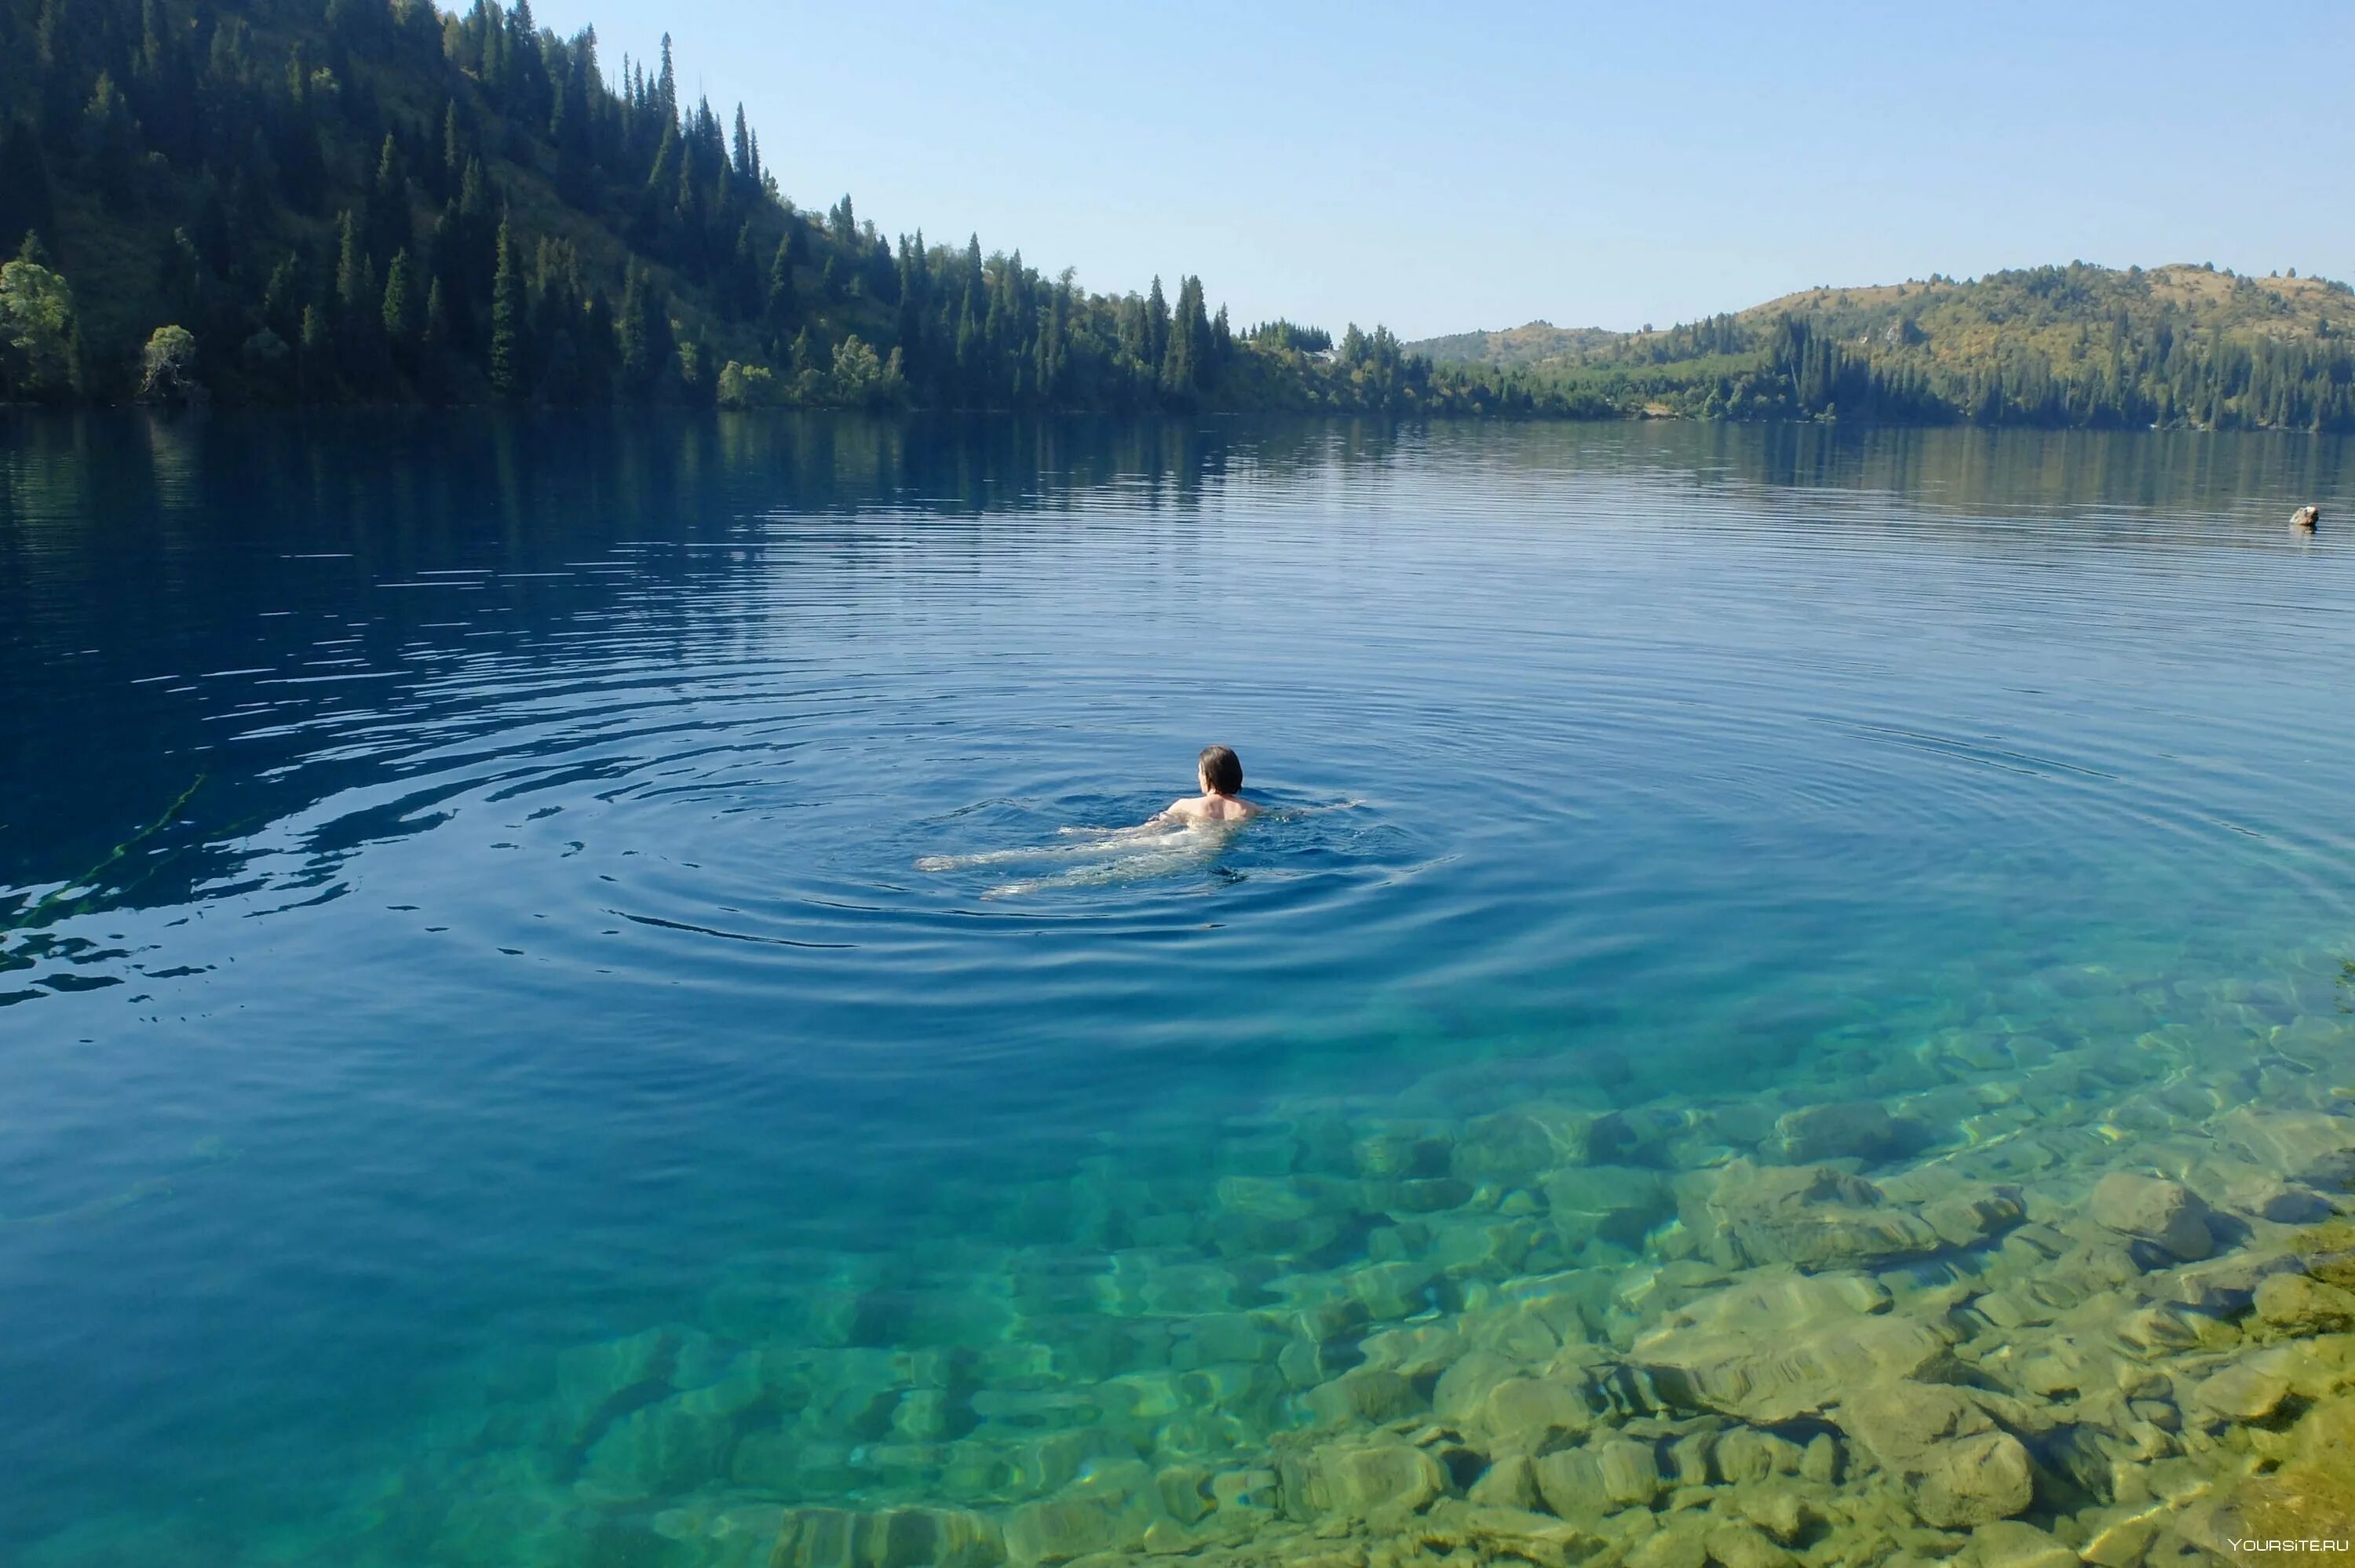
[1411,264,2349,369]
[1404,261,2355,429]
[1401,320,1625,370]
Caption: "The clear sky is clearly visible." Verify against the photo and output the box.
[519,0,2350,340]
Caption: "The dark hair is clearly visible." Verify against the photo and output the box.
[1198,745,1243,794]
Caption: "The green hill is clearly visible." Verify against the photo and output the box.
[0,0,1440,412]
[4,2,2350,431]
[1408,263,2355,429]
[1400,320,1625,371]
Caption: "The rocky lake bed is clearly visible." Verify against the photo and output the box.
[338,946,2355,1568]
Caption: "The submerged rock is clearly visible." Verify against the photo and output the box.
[1833,1380,1995,1468]
[1765,1100,1915,1165]
[1695,1162,1945,1269]
[1276,1439,1444,1523]
[2190,1361,2293,1424]
[774,1507,1008,1568]
[2218,1107,2355,1190]
[1630,1268,1955,1423]
[1529,1436,1662,1521]
[1962,1519,2079,1568]
[2087,1172,2216,1261]
[2255,1272,2355,1335]
[1543,1165,1675,1252]
[1000,1497,1121,1567]
[1910,1432,2035,1529]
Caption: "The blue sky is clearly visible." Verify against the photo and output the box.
[522,0,2351,339]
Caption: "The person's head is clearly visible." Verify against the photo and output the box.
[1198,745,1243,796]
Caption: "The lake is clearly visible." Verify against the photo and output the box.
[2,412,2351,1567]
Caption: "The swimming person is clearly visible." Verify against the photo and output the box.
[1152,745,1260,826]
[915,746,1272,893]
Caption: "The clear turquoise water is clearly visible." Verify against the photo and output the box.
[1,413,2350,1564]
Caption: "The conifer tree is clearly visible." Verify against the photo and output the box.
[382,247,418,348]
[489,221,524,396]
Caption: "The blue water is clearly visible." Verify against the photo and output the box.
[2,413,2350,1564]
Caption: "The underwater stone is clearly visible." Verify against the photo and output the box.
[550,1326,680,1447]
[1432,1350,1521,1425]
[1356,1322,1467,1377]
[1277,1440,1444,1522]
[577,1391,742,1499]
[1467,1452,1540,1509]
[1962,1520,2079,1568]
[1439,1501,1606,1567]
[2112,1301,2202,1355]
[1543,1166,1675,1252]
[2148,1245,2306,1315]
[1481,1377,1597,1446]
[772,1507,1006,1568]
[2189,1361,2291,1424]
[1001,1497,1119,1567]
[1711,1428,1804,1483]
[1214,1467,1280,1514]
[1910,1432,2035,1529]
[1302,1366,1421,1428]
[1765,1101,1911,1165]
[2254,1272,2355,1334]
[1530,1437,1660,1519]
[1351,1132,1448,1180]
[1366,1176,1477,1215]
[1835,1380,1995,1468]
[2218,1107,2355,1189]
[1702,1521,1797,1568]
[1631,1268,1954,1424]
[1451,1107,1605,1182]
[1345,1260,1441,1320]
[1664,1428,1715,1487]
[2088,1174,2216,1262]
[1697,1162,1944,1269]
[1730,1483,1809,1543]
[1626,1522,1711,1568]
[1919,1187,2028,1250]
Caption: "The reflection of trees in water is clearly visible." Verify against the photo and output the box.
[0,410,2343,928]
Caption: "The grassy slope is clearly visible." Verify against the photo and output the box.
[1404,320,1626,370]
[1413,264,2354,376]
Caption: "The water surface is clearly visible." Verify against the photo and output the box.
[1,413,2350,1564]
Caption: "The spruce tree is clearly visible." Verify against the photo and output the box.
[382,248,418,348]
[489,221,524,396]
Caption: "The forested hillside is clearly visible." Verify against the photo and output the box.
[4,0,2352,430]
[1408,264,2355,430]
[0,0,1443,411]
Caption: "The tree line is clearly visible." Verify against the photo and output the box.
[2,0,2350,430]
[0,0,1460,414]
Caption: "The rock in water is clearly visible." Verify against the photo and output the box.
[1911,1431,2036,1528]
[2190,1361,2292,1424]
[2254,1272,2355,1335]
[1695,1161,1945,1269]
[2087,1172,2216,1261]
[1630,1268,1955,1423]
[1834,1380,1995,1468]
[1765,1100,1912,1165]
[1966,1519,2081,1568]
